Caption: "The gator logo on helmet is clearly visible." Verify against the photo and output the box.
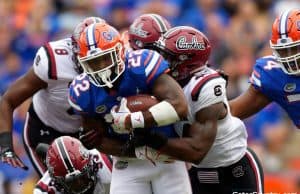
[176,36,205,50]
[102,30,118,41]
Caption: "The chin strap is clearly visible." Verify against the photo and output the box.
[100,70,113,88]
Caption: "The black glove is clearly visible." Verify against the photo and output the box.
[133,128,168,150]
[0,132,28,170]
[79,128,101,149]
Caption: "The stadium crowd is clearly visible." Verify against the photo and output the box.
[0,0,300,193]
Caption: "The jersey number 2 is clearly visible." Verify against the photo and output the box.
[72,74,90,96]
[128,50,143,67]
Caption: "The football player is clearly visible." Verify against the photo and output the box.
[68,22,192,194]
[0,17,106,176]
[139,26,264,194]
[33,136,112,194]
[229,9,300,129]
[128,13,171,50]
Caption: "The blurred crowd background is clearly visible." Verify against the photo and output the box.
[0,0,300,193]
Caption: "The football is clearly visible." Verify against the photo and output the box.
[124,94,159,112]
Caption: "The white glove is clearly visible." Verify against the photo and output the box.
[110,98,131,134]
[135,146,174,165]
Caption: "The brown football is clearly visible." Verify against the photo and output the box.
[124,94,159,112]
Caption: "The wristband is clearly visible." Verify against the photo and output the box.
[148,101,180,126]
[0,132,12,148]
[130,111,145,128]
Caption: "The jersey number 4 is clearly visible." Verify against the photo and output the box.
[264,60,281,70]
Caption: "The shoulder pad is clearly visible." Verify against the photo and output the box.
[191,72,222,101]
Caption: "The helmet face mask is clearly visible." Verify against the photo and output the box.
[270,39,300,74]
[79,43,124,88]
[55,165,96,194]
[77,23,125,88]
[270,9,300,75]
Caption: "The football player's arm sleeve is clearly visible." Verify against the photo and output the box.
[143,51,170,87]
[249,62,264,91]
[68,75,92,114]
[191,77,226,113]
[33,46,52,82]
[68,93,84,113]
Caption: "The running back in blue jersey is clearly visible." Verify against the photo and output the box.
[68,49,178,139]
[249,55,300,128]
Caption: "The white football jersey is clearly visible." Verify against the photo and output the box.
[32,38,81,133]
[175,67,248,168]
[33,149,112,194]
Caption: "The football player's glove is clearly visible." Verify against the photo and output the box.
[0,132,28,170]
[110,98,132,134]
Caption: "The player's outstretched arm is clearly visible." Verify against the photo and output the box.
[0,67,47,170]
[156,102,224,164]
[229,85,271,119]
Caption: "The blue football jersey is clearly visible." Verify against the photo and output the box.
[69,49,178,139]
[250,55,300,128]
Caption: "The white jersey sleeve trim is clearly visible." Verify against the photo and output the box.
[191,77,226,114]
[68,95,83,111]
[145,51,160,76]
[33,47,50,82]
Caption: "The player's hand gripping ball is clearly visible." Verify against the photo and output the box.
[110,95,159,134]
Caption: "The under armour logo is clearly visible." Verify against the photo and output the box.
[40,129,50,136]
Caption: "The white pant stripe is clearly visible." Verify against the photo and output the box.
[245,149,263,193]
